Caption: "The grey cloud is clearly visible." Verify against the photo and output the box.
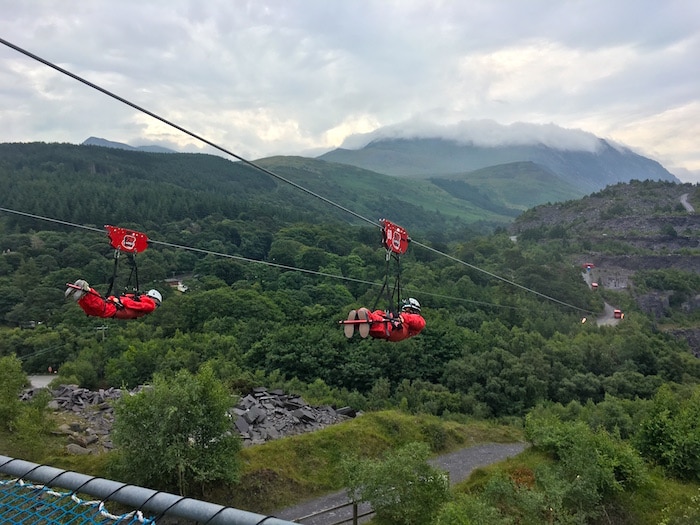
[340,119,603,152]
[0,0,699,182]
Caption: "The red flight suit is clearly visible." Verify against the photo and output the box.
[366,310,426,342]
[77,288,158,319]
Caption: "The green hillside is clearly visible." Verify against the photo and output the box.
[1,143,699,524]
[255,155,519,223]
[432,161,584,210]
[318,136,679,194]
[0,143,515,238]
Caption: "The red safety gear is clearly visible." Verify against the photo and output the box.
[366,310,426,342]
[77,288,159,319]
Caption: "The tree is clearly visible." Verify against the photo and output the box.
[635,384,700,481]
[525,413,648,520]
[0,354,28,431]
[342,441,450,525]
[112,364,241,495]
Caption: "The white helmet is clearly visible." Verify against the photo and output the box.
[401,297,421,313]
[145,289,162,305]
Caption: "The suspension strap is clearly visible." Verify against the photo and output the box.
[371,219,410,313]
[105,250,120,298]
[104,225,148,297]
[372,250,393,312]
[122,253,139,294]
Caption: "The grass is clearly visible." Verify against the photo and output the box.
[613,469,700,525]
[1,407,523,513]
[451,448,700,525]
[4,406,699,522]
[221,410,523,512]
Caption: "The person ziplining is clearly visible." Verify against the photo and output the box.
[0,40,595,329]
[341,219,426,341]
[345,298,426,341]
[66,279,162,319]
[65,225,163,320]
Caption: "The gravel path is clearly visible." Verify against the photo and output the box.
[680,193,695,213]
[273,441,528,524]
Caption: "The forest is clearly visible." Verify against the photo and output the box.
[1,143,699,523]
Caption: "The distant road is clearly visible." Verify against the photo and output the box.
[28,375,55,388]
[597,302,621,327]
[680,193,695,213]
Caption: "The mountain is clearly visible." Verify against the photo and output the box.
[430,161,582,211]
[317,135,680,196]
[0,142,515,238]
[82,136,176,154]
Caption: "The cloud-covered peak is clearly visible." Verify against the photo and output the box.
[340,119,606,153]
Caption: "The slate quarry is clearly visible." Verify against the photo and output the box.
[21,384,357,454]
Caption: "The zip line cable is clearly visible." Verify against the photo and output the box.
[0,37,592,315]
[412,240,595,314]
[0,207,104,234]
[0,205,510,310]
[0,37,378,230]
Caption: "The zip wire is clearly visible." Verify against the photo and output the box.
[0,207,104,234]
[412,240,595,314]
[0,37,378,230]
[0,37,593,316]
[0,205,511,310]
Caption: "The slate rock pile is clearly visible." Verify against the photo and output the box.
[232,386,357,446]
[21,384,357,454]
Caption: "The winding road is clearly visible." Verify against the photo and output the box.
[680,193,695,213]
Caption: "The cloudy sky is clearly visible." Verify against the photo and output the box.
[1,1,699,182]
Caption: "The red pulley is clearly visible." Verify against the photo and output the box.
[380,219,409,255]
[105,225,149,254]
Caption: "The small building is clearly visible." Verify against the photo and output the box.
[165,277,189,293]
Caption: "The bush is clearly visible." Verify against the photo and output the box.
[112,364,241,495]
[342,441,450,525]
[635,384,700,481]
[0,355,28,431]
[525,413,648,520]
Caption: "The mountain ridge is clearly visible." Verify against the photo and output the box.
[317,136,679,195]
[82,136,176,154]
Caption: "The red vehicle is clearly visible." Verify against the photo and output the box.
[591,282,599,290]
[613,309,624,319]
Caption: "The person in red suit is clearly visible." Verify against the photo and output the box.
[65,279,162,320]
[345,298,425,341]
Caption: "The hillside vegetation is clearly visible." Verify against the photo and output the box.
[432,161,583,211]
[318,136,679,193]
[0,143,699,523]
[0,142,514,234]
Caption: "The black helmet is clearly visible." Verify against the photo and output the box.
[401,298,421,313]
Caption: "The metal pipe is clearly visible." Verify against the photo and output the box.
[0,455,295,525]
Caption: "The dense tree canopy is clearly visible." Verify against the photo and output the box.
[1,147,698,423]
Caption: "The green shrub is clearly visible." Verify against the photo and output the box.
[342,441,450,525]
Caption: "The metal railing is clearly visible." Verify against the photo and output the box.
[293,500,374,525]
[0,455,296,525]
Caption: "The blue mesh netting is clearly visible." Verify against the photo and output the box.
[0,477,156,524]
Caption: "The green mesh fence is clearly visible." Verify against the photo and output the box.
[0,476,156,524]
[1,455,295,525]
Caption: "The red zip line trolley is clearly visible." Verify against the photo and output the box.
[104,225,150,296]
[373,219,410,314]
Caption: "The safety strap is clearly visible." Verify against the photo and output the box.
[104,226,147,297]
[371,250,401,314]
[105,251,139,297]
